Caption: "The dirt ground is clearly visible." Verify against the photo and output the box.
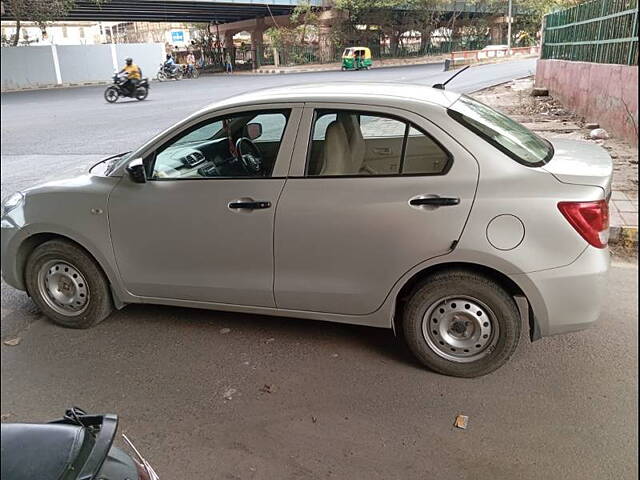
[471,77,638,201]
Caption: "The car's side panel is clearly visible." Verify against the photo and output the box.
[0,175,133,302]
[120,250,550,332]
[107,106,303,307]
[274,103,480,315]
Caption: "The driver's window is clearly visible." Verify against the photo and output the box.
[150,109,290,180]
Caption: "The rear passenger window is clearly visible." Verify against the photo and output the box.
[306,110,450,177]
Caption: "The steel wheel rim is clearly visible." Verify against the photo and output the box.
[37,260,90,316]
[422,296,499,363]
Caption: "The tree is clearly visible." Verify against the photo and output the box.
[290,1,319,45]
[4,0,105,46]
[190,23,223,68]
[265,1,322,64]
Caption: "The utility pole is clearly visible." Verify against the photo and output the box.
[507,0,513,54]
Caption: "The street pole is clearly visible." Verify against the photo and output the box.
[507,0,513,54]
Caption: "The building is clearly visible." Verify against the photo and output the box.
[1,20,110,45]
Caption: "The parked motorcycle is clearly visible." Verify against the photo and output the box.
[1,407,159,480]
[156,63,182,81]
[104,72,149,103]
[181,64,200,79]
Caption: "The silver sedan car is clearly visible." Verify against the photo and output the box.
[1,83,612,377]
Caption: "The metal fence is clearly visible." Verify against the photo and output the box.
[541,0,638,65]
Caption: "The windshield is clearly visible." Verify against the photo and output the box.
[448,95,553,166]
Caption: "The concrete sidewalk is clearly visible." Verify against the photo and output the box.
[610,191,638,248]
[245,53,539,75]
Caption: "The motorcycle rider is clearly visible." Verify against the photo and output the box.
[164,54,177,76]
[119,57,141,96]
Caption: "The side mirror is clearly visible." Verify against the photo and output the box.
[246,122,262,141]
[126,158,147,183]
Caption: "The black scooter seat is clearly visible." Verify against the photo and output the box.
[1,423,85,480]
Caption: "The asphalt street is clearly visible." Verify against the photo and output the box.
[1,59,638,479]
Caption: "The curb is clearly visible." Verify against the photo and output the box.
[253,58,445,75]
[1,77,171,93]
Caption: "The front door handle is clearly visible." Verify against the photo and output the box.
[228,200,271,210]
[409,196,460,207]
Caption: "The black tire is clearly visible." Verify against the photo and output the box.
[175,70,183,80]
[25,240,113,329]
[135,86,148,101]
[157,71,166,82]
[401,269,520,377]
[104,86,119,103]
[192,69,200,79]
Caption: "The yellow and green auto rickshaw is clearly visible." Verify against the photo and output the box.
[341,47,372,71]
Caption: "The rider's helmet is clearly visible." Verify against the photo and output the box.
[125,57,133,66]
[166,54,172,60]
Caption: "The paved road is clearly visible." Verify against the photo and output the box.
[2,58,638,479]
[1,262,637,479]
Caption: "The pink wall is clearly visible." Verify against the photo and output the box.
[535,59,638,145]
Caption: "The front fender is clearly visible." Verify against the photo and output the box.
[2,175,135,306]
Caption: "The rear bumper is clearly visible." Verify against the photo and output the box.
[510,246,609,337]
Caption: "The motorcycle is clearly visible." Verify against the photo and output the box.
[156,63,182,81]
[104,72,149,103]
[1,407,159,480]
[181,63,200,79]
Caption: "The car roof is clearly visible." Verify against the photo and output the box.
[200,82,462,113]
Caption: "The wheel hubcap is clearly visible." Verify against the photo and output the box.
[422,296,499,363]
[37,260,89,316]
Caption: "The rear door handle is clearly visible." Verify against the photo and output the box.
[409,196,460,207]
[228,200,271,210]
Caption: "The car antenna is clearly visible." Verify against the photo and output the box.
[432,65,470,90]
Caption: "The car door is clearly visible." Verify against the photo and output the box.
[274,103,479,315]
[108,104,302,306]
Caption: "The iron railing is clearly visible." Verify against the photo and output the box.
[541,0,638,65]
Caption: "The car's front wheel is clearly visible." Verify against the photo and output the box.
[25,240,113,329]
[402,270,521,377]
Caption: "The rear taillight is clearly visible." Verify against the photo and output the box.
[558,200,609,248]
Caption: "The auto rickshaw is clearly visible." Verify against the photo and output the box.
[341,47,372,70]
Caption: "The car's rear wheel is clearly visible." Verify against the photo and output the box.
[25,240,113,329]
[402,270,520,377]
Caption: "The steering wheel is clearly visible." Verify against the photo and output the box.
[235,137,263,175]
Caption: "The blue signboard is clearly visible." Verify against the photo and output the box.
[171,31,184,42]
